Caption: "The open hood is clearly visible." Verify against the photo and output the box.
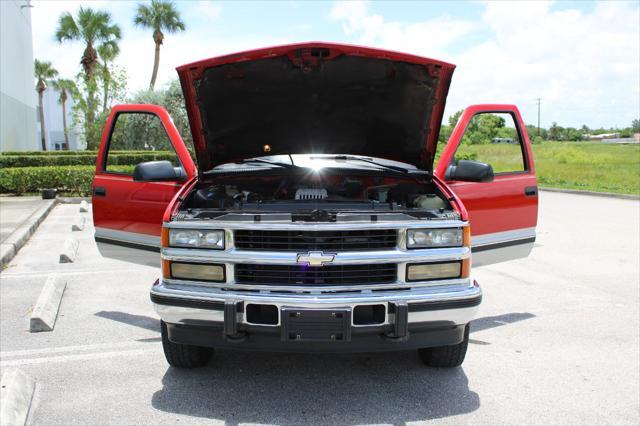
[177,42,455,172]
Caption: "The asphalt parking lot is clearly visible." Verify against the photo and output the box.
[0,191,638,425]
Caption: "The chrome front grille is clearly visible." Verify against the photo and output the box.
[234,264,398,286]
[233,230,398,251]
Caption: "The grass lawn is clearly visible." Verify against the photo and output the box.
[442,141,640,195]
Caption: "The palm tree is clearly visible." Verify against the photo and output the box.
[34,60,59,151]
[50,79,77,149]
[55,7,121,141]
[97,41,120,112]
[134,0,185,91]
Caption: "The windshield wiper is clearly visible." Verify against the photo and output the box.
[310,155,428,175]
[238,157,298,169]
[204,156,298,175]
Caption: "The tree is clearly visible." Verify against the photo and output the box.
[134,0,185,91]
[97,41,120,112]
[632,119,640,133]
[127,79,193,151]
[448,109,464,128]
[71,66,127,150]
[548,122,563,141]
[34,60,59,151]
[50,79,77,149]
[56,7,121,147]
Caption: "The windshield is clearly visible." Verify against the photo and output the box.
[206,154,426,175]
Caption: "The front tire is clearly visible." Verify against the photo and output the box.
[418,324,470,368]
[161,321,213,368]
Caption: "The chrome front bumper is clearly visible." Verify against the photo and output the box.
[151,278,482,327]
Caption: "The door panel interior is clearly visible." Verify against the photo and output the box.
[92,105,195,266]
[435,105,538,266]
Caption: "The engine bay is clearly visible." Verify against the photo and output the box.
[176,170,458,222]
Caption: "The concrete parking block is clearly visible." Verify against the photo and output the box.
[59,238,79,263]
[30,274,67,332]
[79,200,89,212]
[0,244,16,267]
[0,368,35,426]
[71,217,86,232]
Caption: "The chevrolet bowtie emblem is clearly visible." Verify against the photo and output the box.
[296,251,336,267]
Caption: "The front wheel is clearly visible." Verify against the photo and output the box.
[161,321,213,368]
[418,324,470,368]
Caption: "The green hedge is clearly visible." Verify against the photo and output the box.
[1,150,161,156]
[1,151,99,156]
[0,152,175,168]
[0,165,134,196]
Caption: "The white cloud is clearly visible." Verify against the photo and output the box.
[329,0,640,128]
[329,0,476,59]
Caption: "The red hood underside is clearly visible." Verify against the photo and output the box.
[177,42,455,172]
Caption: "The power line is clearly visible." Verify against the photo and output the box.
[536,98,542,136]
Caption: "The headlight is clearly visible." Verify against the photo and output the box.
[406,262,462,281]
[406,228,463,248]
[169,229,224,249]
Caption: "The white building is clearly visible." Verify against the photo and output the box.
[37,88,82,151]
[0,0,38,151]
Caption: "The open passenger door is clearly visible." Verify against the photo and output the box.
[92,105,196,266]
[435,105,538,266]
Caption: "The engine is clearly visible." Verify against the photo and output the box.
[184,172,449,215]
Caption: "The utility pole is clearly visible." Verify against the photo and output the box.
[536,98,542,136]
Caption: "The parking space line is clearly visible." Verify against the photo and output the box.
[0,347,158,367]
[0,341,158,358]
[0,269,155,279]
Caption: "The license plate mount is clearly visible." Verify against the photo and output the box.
[281,307,352,342]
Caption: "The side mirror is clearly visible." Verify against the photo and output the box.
[445,160,494,183]
[133,160,185,182]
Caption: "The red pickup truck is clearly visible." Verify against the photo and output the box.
[92,43,538,369]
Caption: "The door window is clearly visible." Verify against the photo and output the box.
[453,112,527,174]
[104,112,180,174]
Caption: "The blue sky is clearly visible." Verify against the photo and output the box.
[32,1,639,129]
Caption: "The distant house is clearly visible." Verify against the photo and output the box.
[584,133,620,140]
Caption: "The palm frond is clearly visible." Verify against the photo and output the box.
[133,0,185,32]
[34,59,59,80]
[55,12,80,42]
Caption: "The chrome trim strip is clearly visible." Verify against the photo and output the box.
[162,277,470,293]
[94,227,160,248]
[152,280,479,305]
[471,227,536,248]
[165,220,468,231]
[161,246,471,265]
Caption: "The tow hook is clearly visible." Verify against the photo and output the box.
[383,302,410,342]
[224,300,247,342]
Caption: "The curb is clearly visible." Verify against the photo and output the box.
[59,238,79,263]
[30,274,67,332]
[1,199,57,267]
[539,187,639,200]
[0,368,35,426]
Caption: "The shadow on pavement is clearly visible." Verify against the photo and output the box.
[94,311,160,332]
[151,350,479,424]
[471,312,536,333]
